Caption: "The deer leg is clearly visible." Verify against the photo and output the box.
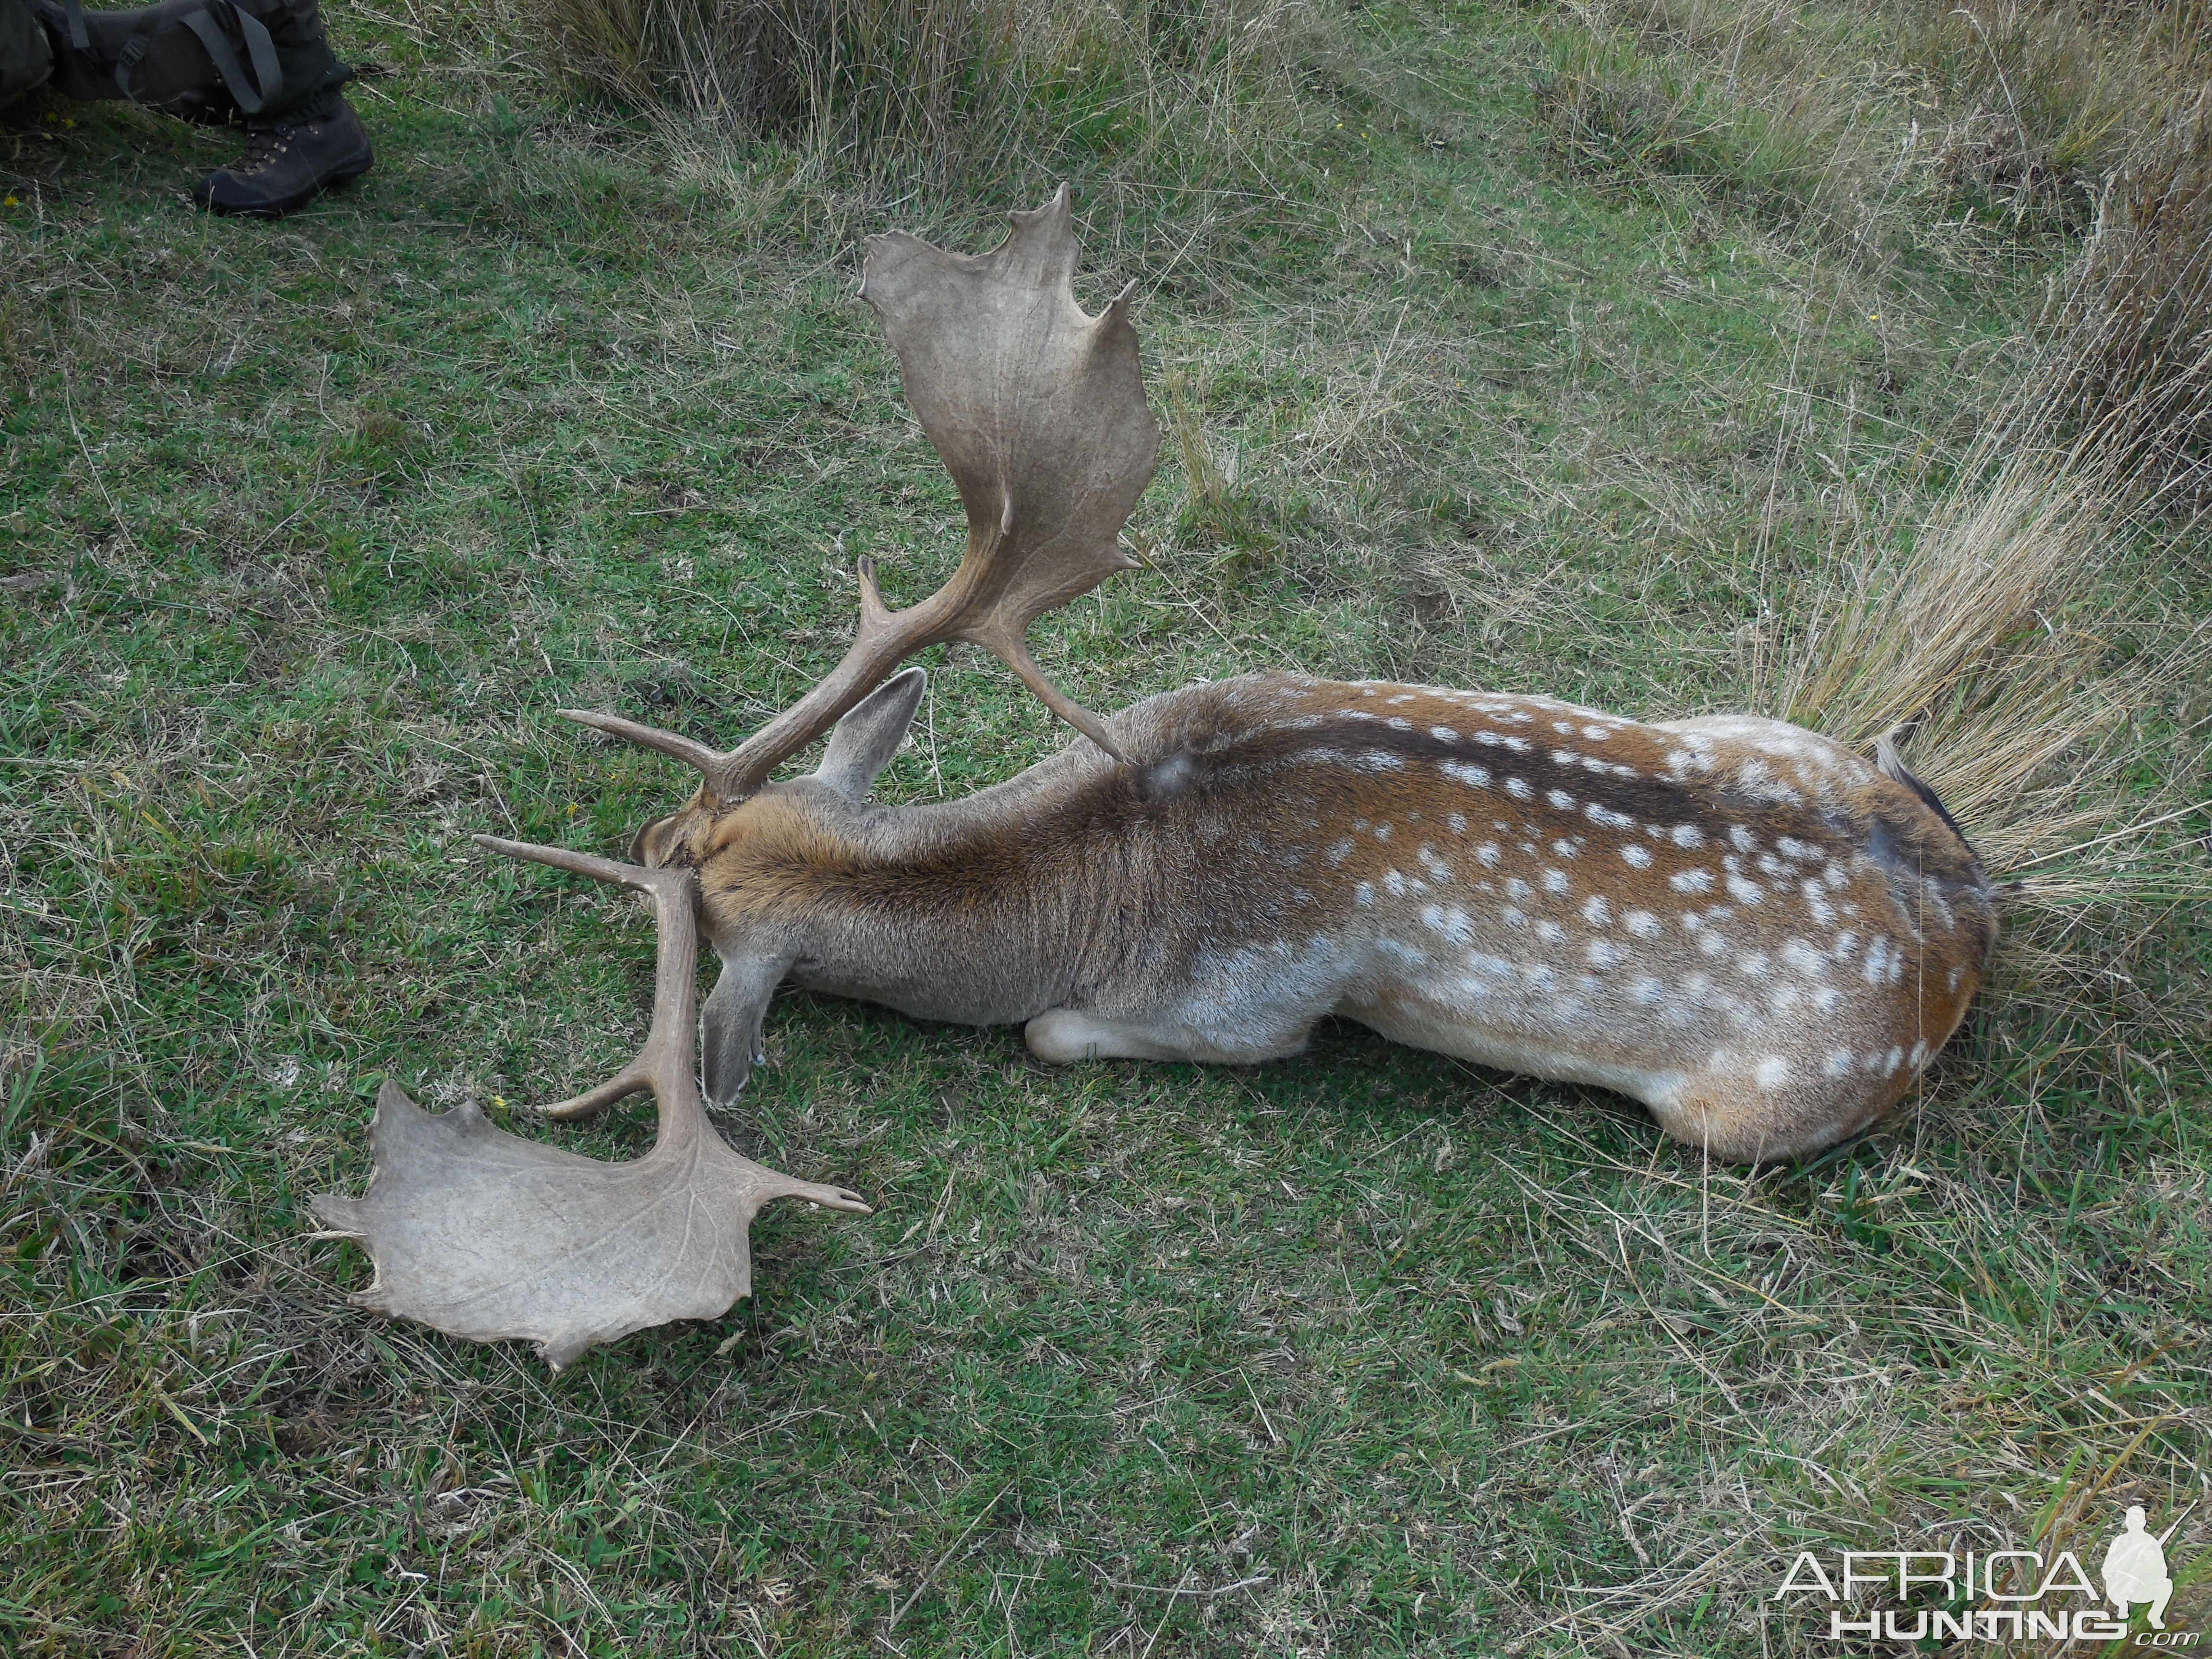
[1024,1007,1314,1066]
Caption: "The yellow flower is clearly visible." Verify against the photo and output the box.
[492,1094,507,1108]
[2,196,16,207]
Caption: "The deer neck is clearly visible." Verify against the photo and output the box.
[697,751,1130,1024]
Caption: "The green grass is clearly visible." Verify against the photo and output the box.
[3,1,2209,1653]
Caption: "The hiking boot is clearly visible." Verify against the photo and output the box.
[193,87,369,216]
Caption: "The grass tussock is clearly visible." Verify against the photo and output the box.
[1539,0,2212,252]
[534,0,1336,179]
[2052,91,2212,494]
[1772,421,2212,1089]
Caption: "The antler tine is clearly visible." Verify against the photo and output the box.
[555,711,730,779]
[473,835,704,1125]
[561,186,1159,808]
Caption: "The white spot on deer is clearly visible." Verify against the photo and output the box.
[1814,985,1840,1011]
[1887,950,1906,985]
[1699,932,1727,958]
[1670,824,1705,849]
[1505,877,1533,901]
[1374,821,1394,841]
[1521,963,1558,993]
[1755,1056,1791,1088]
[1542,868,1570,895]
[1725,874,1765,904]
[1630,975,1664,1004]
[1355,882,1375,907]
[1476,841,1501,867]
[1779,939,1826,975]
[1729,826,1756,852]
[1587,940,1622,968]
[1621,844,1652,868]
[1423,905,1473,945]
[1670,868,1713,894]
[1443,760,1492,790]
[1776,837,1815,861]
[1419,845,1450,878]
[1624,909,1660,938]
[1363,750,1408,771]
[1738,952,1769,978]
[1538,920,1567,943]
[1910,1040,1929,1068]
[1823,1049,1852,1078]
[1385,718,1412,733]
[1863,937,1889,983]
[1582,724,1611,741]
[1505,777,1534,801]
[1802,884,1836,926]
[1447,812,1468,833]
[1544,789,1574,812]
[1386,694,1415,706]
[1431,726,1458,742]
[1325,838,1354,866]
[1384,869,1407,897]
[1582,895,1612,926]
[1552,839,1581,860]
[1586,803,1634,830]
[1552,721,1575,735]
[1947,964,1964,992]
[1883,1046,1904,1076]
[1502,906,1527,928]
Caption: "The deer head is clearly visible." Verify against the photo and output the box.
[571,184,1160,870]
[312,189,1155,1365]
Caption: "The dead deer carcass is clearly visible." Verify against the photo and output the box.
[317,189,1996,1364]
[585,189,1996,1165]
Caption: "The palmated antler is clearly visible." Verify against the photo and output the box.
[565,184,1160,803]
[310,838,869,1370]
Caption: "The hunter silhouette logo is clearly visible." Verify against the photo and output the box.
[1772,1504,2197,1647]
[2104,1506,2178,1631]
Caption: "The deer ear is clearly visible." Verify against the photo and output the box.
[700,949,789,1106]
[815,667,926,800]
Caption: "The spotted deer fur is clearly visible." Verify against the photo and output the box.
[635,666,1995,1163]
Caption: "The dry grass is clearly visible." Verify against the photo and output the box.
[532,0,1338,179]
[1775,438,2210,887]
[1538,0,2212,249]
[2049,90,2212,497]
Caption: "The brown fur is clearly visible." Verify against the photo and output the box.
[638,673,1996,1162]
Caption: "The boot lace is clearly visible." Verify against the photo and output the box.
[234,121,301,175]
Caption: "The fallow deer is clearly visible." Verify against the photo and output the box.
[316,188,1995,1365]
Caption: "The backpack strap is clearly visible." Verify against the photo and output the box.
[110,0,281,114]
